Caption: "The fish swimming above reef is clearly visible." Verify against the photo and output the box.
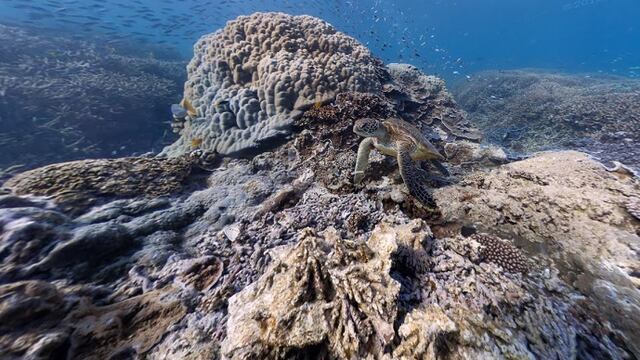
[190,138,203,149]
[180,98,198,118]
[171,104,188,119]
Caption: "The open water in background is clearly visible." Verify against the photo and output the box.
[1,0,639,80]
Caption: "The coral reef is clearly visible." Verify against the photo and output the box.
[390,225,626,360]
[443,140,509,168]
[626,197,640,221]
[161,12,385,157]
[453,70,640,170]
[160,13,481,158]
[0,13,638,360]
[435,150,640,355]
[220,219,630,359]
[0,23,185,171]
[4,155,198,214]
[0,280,187,359]
[222,225,399,359]
[386,63,482,142]
[1,126,636,359]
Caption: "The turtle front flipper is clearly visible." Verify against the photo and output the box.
[398,143,437,207]
[354,137,375,185]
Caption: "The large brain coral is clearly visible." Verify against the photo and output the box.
[162,12,385,157]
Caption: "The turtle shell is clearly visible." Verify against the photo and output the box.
[383,118,443,160]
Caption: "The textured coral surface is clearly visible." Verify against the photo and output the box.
[435,150,640,356]
[4,156,197,214]
[161,12,385,157]
[222,225,399,359]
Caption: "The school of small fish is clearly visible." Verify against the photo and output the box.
[0,0,637,81]
[0,0,472,78]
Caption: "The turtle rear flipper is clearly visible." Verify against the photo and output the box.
[398,143,437,208]
[416,169,452,187]
[419,159,450,177]
[431,160,450,177]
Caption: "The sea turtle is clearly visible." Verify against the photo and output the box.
[353,117,447,207]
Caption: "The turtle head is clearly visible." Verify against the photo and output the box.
[353,118,385,138]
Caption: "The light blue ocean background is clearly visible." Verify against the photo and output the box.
[0,0,638,80]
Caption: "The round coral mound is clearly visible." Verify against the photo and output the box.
[162,12,385,157]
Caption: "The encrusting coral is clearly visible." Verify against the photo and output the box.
[626,197,640,221]
[0,280,187,359]
[435,150,640,355]
[3,155,198,214]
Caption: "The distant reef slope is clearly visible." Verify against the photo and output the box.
[453,70,640,171]
[0,23,186,175]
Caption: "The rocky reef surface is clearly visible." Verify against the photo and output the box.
[0,23,186,177]
[1,13,639,360]
[452,70,640,172]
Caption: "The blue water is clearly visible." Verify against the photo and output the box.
[1,0,639,80]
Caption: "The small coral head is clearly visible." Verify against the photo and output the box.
[353,118,384,137]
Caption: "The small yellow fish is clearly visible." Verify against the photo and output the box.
[190,138,203,148]
[313,101,323,110]
[180,98,198,118]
